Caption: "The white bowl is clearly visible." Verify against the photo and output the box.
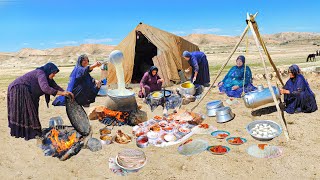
[164,134,176,142]
[115,155,147,172]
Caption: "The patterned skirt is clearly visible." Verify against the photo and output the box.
[7,84,42,140]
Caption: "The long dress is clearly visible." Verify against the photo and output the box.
[283,74,317,114]
[219,65,256,98]
[53,58,100,106]
[188,51,210,86]
[7,69,63,140]
[138,72,162,98]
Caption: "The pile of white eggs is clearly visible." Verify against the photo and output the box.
[250,123,278,138]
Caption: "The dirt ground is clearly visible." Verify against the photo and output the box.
[1,48,320,180]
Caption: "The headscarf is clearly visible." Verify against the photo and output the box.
[182,51,192,58]
[67,54,88,91]
[289,65,299,78]
[77,54,88,67]
[237,55,246,64]
[36,62,60,107]
[291,64,301,74]
[149,66,158,76]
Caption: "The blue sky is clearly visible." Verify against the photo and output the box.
[0,0,319,52]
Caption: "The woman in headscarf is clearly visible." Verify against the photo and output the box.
[182,51,210,87]
[53,54,102,107]
[280,65,317,114]
[218,55,256,98]
[7,62,73,140]
[138,66,164,98]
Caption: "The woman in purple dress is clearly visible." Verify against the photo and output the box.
[138,66,164,98]
[7,63,74,140]
[280,65,317,114]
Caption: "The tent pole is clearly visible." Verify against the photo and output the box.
[191,13,257,112]
[247,14,290,141]
[251,22,285,86]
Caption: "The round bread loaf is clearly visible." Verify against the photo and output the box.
[117,149,146,168]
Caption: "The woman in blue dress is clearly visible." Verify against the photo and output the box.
[53,54,102,107]
[280,65,317,114]
[182,51,210,87]
[218,55,256,98]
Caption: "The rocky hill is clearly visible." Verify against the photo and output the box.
[0,32,319,67]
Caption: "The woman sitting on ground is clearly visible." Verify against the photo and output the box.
[280,65,317,114]
[7,63,73,140]
[218,55,256,98]
[53,54,102,107]
[138,66,164,98]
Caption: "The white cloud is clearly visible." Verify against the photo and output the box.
[22,42,29,45]
[55,41,78,45]
[171,31,187,36]
[84,38,113,44]
[192,28,221,34]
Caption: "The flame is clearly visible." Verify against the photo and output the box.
[49,128,78,153]
[101,108,129,122]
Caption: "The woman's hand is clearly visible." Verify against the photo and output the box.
[90,61,102,70]
[280,89,290,95]
[192,76,197,83]
[218,82,223,87]
[159,79,164,83]
[232,85,240,90]
[95,80,102,88]
[58,91,74,101]
[185,67,190,73]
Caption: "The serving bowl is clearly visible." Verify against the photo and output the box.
[246,120,282,141]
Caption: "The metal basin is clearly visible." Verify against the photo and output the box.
[215,107,235,123]
[206,100,224,117]
[246,120,282,141]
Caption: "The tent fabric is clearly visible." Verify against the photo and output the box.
[108,23,200,87]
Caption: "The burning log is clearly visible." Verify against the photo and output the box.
[41,126,84,161]
[89,106,147,126]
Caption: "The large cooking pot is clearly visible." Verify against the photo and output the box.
[206,100,224,117]
[105,89,137,111]
[179,81,196,95]
[148,91,165,105]
[243,85,281,109]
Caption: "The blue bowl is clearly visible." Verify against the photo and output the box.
[207,145,230,155]
[226,137,247,145]
[211,130,230,139]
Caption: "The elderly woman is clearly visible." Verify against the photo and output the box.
[138,66,164,98]
[7,63,73,140]
[182,51,210,87]
[280,65,317,114]
[218,55,256,98]
[53,54,102,107]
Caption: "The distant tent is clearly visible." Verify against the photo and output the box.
[108,23,200,87]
